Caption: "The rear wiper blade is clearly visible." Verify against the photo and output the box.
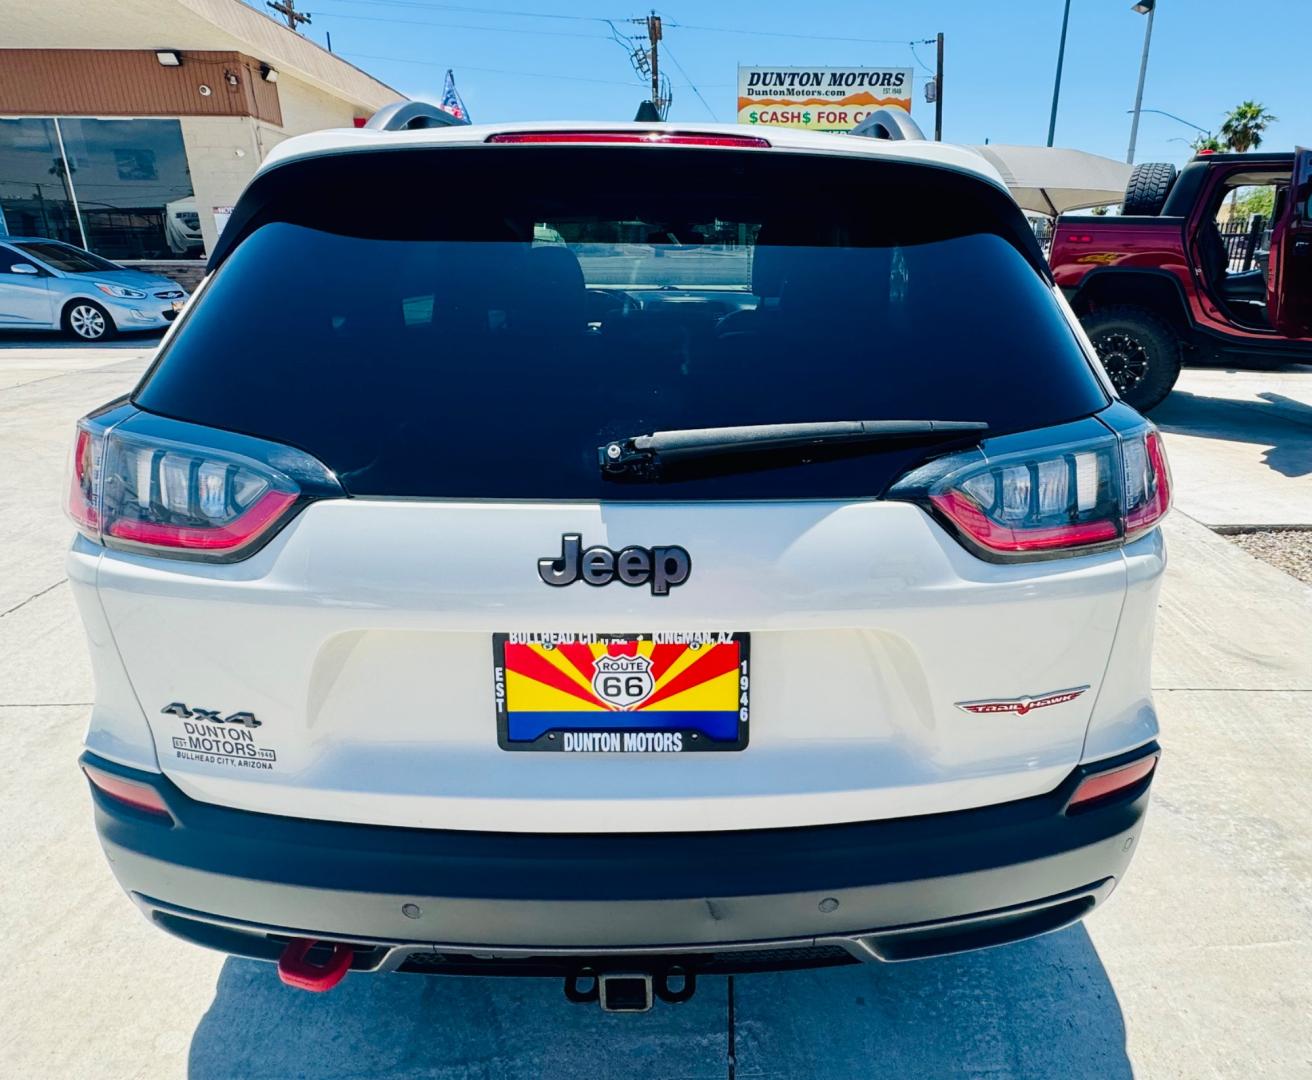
[599,419,988,480]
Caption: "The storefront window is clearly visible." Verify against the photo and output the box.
[0,118,81,247]
[56,119,198,260]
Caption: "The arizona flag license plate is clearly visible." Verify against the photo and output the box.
[493,632,749,752]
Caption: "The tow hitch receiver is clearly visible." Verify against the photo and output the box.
[565,968,697,1011]
[277,938,353,992]
[599,973,653,1013]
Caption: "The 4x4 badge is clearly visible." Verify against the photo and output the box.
[161,702,261,729]
[955,686,1089,716]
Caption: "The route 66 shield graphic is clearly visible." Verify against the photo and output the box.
[591,653,655,710]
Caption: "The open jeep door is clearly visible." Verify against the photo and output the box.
[1269,147,1312,336]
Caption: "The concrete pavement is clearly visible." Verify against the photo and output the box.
[2,340,1309,1079]
[1155,367,1312,527]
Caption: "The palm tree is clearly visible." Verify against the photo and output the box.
[1218,101,1277,216]
[1190,133,1224,153]
[1219,101,1277,153]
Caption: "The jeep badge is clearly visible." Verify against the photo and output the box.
[537,534,691,596]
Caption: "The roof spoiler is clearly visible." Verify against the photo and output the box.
[850,106,925,141]
[365,101,470,132]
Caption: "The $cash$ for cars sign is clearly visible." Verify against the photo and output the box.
[737,66,913,132]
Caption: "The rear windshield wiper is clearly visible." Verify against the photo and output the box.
[599,419,988,480]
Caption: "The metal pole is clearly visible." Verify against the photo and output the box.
[51,118,89,251]
[1126,4,1155,164]
[934,32,944,141]
[1047,0,1072,147]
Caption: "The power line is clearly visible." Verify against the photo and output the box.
[909,41,936,75]
[661,43,717,121]
[308,8,612,38]
[313,0,616,20]
[668,21,935,47]
[342,51,645,86]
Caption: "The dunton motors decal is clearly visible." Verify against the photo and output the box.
[955,686,1090,716]
[160,702,277,770]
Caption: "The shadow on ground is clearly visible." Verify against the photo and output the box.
[0,329,162,350]
[188,925,1128,1079]
[1153,389,1312,477]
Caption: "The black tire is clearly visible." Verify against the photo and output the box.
[62,299,115,342]
[1122,162,1178,216]
[1081,305,1182,412]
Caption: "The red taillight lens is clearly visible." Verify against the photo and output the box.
[486,131,771,148]
[1123,430,1171,539]
[928,435,1123,556]
[107,488,297,551]
[82,764,172,819]
[1067,754,1157,812]
[66,420,320,561]
[920,424,1171,559]
[67,424,103,538]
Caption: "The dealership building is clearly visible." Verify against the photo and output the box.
[0,0,400,279]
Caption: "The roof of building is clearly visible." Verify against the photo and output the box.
[257,120,1011,194]
[5,0,399,111]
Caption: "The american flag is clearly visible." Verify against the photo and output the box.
[440,69,469,122]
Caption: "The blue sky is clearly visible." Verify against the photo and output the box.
[271,0,1304,165]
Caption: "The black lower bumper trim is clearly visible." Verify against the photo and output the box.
[83,744,1156,960]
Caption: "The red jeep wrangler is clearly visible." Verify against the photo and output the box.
[1052,149,1312,411]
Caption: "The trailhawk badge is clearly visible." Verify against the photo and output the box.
[592,652,655,710]
[956,686,1089,716]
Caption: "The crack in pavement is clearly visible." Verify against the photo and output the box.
[0,578,66,619]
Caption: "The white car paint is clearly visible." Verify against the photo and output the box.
[69,122,1164,838]
[73,494,1161,833]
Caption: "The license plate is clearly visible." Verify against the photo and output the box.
[171,300,184,312]
[493,632,749,752]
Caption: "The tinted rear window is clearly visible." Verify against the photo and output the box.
[135,147,1107,499]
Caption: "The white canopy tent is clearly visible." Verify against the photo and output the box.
[970,145,1133,216]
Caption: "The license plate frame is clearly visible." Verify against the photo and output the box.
[493,632,750,753]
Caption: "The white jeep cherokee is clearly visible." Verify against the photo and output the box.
[68,121,1168,1011]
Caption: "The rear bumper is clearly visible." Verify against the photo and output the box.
[83,744,1157,973]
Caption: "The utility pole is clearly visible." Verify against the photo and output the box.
[267,0,311,33]
[646,12,663,118]
[1047,0,1072,147]
[934,32,944,141]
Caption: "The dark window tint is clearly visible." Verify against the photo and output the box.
[16,241,118,273]
[136,147,1107,500]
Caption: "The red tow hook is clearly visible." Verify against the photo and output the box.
[277,938,354,992]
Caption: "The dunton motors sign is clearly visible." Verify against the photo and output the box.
[737,66,913,132]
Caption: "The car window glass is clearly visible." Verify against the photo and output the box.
[137,148,1107,501]
[14,241,119,273]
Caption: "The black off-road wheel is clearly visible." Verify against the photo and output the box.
[1121,162,1178,216]
[1081,305,1182,413]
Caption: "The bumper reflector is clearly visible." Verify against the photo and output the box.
[82,764,172,819]
[1067,754,1158,813]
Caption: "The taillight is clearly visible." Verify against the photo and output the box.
[486,131,771,148]
[66,413,340,562]
[82,763,172,819]
[891,417,1171,561]
[67,425,103,537]
[1066,753,1158,813]
[1122,430,1171,539]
